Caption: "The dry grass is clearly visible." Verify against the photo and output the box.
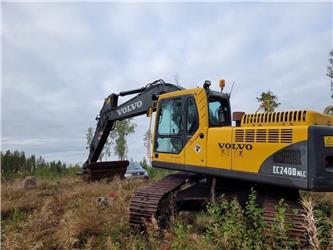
[2,176,333,249]
[301,197,320,249]
[306,192,333,220]
[301,192,333,249]
[1,177,147,249]
[0,176,219,250]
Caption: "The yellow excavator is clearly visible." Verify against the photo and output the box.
[80,79,333,243]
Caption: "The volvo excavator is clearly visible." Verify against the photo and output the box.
[80,79,333,244]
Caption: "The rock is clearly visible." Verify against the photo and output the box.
[96,196,108,207]
[22,176,38,189]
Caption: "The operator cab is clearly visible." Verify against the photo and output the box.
[153,83,232,160]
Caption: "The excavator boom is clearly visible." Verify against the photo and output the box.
[80,80,182,181]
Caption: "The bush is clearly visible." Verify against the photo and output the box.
[243,189,266,249]
[207,197,246,249]
[206,189,299,249]
[269,199,299,249]
[172,223,193,250]
[147,167,173,181]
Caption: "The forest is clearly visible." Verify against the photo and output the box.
[1,150,80,179]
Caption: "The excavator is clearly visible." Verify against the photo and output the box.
[80,79,333,243]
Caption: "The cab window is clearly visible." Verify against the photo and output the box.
[208,98,229,126]
[187,97,199,135]
[156,98,183,153]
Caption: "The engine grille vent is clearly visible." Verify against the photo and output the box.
[256,129,266,142]
[242,110,307,126]
[234,128,293,144]
[273,150,302,165]
[235,129,244,142]
[245,129,255,142]
[268,129,279,143]
[281,129,293,143]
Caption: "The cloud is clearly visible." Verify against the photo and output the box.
[2,2,332,164]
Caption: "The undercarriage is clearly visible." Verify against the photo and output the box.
[129,172,307,245]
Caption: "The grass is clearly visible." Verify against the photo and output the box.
[301,192,333,249]
[1,173,333,249]
[1,176,147,249]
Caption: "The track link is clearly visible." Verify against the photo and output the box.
[129,172,194,230]
[261,193,306,244]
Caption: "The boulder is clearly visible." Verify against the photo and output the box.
[22,176,38,189]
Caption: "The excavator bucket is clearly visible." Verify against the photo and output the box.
[82,161,129,182]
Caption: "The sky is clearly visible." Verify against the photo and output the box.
[2,2,332,165]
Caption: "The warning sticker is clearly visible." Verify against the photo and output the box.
[194,144,201,153]
[324,136,333,147]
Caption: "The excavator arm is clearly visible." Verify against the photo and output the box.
[81,79,182,180]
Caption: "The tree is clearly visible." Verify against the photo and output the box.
[140,157,150,170]
[327,49,333,99]
[256,90,281,113]
[86,127,112,161]
[102,137,113,161]
[13,150,21,174]
[1,150,12,176]
[86,127,94,148]
[0,150,71,178]
[143,129,153,162]
[110,119,136,160]
[26,154,36,174]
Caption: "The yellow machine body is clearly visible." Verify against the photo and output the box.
[152,88,333,191]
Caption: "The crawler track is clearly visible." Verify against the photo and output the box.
[260,192,306,244]
[129,173,307,244]
[129,172,194,230]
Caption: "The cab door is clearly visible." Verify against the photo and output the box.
[184,96,207,167]
[153,97,185,167]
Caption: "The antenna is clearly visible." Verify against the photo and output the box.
[228,81,235,99]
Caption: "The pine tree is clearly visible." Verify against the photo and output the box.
[256,90,281,112]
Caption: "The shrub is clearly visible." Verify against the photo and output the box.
[147,167,173,181]
[205,189,300,250]
[243,188,266,249]
[206,196,246,249]
[269,199,299,249]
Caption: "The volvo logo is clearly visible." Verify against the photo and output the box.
[117,101,143,116]
[218,143,253,151]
